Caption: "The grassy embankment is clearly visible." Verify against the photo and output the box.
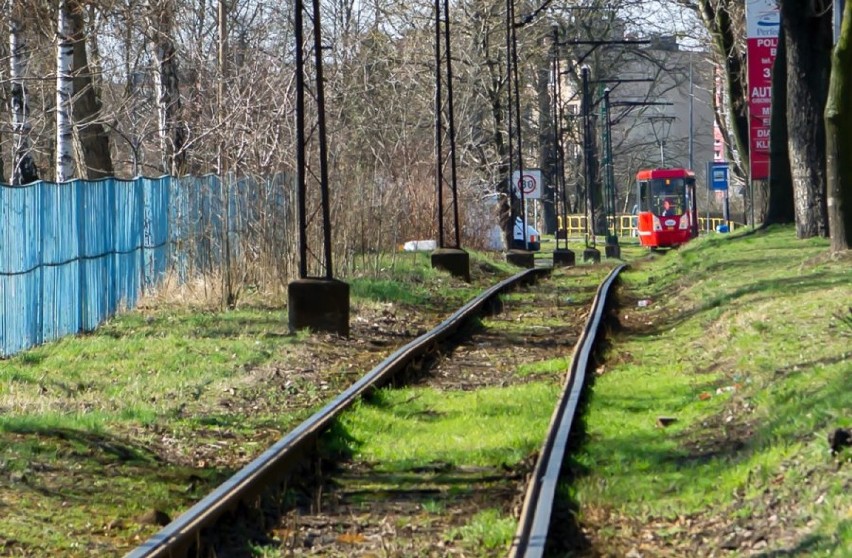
[569,225,851,555]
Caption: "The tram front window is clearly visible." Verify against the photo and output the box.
[650,178,685,216]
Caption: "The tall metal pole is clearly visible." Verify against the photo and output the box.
[443,0,461,249]
[311,0,333,278]
[581,65,595,247]
[509,0,527,248]
[688,51,694,171]
[434,0,444,248]
[218,0,232,304]
[603,88,616,240]
[504,0,515,247]
[294,0,307,278]
[551,27,563,250]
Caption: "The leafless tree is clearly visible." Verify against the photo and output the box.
[8,0,37,184]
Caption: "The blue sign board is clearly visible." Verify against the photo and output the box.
[710,162,729,191]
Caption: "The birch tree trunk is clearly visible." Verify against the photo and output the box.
[56,0,75,182]
[824,0,852,252]
[9,0,38,185]
[780,0,832,238]
[70,0,113,179]
[146,0,186,176]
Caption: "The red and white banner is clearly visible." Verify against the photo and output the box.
[746,0,780,180]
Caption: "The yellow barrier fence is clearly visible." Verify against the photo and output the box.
[556,214,742,238]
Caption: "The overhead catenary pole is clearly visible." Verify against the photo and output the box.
[443,0,461,249]
[602,87,617,244]
[433,0,462,250]
[429,0,469,280]
[551,26,564,250]
[504,0,515,248]
[218,0,235,306]
[509,0,527,248]
[287,0,349,337]
[581,65,595,247]
[312,0,333,278]
[688,50,694,171]
[294,0,307,278]
[434,0,444,248]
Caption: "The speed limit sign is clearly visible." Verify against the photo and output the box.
[511,169,542,199]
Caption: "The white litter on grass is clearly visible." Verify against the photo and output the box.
[402,240,437,252]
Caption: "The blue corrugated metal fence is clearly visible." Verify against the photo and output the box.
[0,174,285,358]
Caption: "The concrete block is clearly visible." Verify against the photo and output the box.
[288,278,350,337]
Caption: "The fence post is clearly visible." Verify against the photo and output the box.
[75,180,88,332]
[36,182,44,346]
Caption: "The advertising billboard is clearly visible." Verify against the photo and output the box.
[746,0,780,181]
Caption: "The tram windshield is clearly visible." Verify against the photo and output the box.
[639,177,691,216]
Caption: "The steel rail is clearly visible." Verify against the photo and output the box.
[509,264,625,558]
[127,266,549,558]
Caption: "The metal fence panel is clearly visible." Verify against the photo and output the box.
[0,177,174,357]
[0,174,286,358]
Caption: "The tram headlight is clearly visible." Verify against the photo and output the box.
[653,215,662,231]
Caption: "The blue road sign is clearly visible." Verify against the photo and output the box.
[710,162,729,191]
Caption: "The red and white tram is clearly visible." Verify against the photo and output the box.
[635,168,698,249]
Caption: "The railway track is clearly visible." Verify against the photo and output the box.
[127,264,623,557]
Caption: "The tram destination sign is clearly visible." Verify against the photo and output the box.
[746,0,779,181]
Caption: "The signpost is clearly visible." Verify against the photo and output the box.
[511,169,542,199]
[708,161,731,227]
[511,169,542,251]
[709,162,729,191]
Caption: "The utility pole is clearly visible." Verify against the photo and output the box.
[288,0,349,337]
[688,51,694,171]
[551,25,574,267]
[601,88,619,258]
[581,65,600,262]
[430,0,470,281]
[218,0,233,307]
[558,38,650,261]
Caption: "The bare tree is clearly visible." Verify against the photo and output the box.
[146,0,186,175]
[69,0,113,179]
[8,0,38,184]
[684,0,749,182]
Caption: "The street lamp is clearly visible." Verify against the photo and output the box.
[648,113,674,167]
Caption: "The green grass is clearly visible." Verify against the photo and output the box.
[333,383,559,470]
[0,248,517,555]
[0,306,293,426]
[447,508,517,550]
[326,382,561,555]
[517,356,570,377]
[571,225,851,553]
